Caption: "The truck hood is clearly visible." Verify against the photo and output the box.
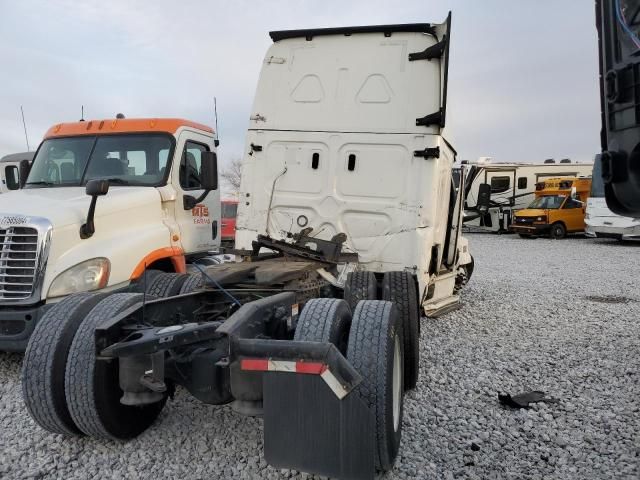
[0,187,161,228]
[514,208,549,217]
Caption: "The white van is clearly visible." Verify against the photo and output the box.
[586,155,640,240]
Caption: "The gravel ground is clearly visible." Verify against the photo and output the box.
[1,233,638,479]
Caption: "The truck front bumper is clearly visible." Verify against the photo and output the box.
[509,224,551,236]
[0,303,51,352]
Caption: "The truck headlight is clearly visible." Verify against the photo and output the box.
[534,216,547,223]
[48,258,110,298]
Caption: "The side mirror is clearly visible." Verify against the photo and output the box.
[6,166,20,190]
[200,151,218,191]
[183,151,218,210]
[80,180,109,239]
[477,183,491,213]
[86,179,110,196]
[19,159,31,188]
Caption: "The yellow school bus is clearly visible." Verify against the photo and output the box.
[510,177,592,239]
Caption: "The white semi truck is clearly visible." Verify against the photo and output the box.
[236,17,473,317]
[0,118,221,351]
[20,15,473,480]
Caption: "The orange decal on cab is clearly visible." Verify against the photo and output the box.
[192,204,211,225]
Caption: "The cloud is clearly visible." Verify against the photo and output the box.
[0,0,601,165]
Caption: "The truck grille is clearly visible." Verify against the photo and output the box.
[515,217,535,225]
[0,227,39,300]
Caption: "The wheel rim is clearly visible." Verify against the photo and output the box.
[553,225,563,238]
[392,333,402,432]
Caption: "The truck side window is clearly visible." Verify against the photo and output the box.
[490,176,510,193]
[222,202,238,218]
[5,166,20,190]
[563,198,582,209]
[517,177,527,189]
[180,141,209,190]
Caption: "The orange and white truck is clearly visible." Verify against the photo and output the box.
[0,117,221,350]
[511,176,592,239]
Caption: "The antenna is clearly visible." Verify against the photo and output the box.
[20,106,30,151]
[80,105,85,122]
[214,97,220,147]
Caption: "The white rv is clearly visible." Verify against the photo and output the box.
[0,152,34,193]
[463,160,593,232]
[586,155,640,240]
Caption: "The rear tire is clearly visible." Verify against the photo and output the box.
[344,271,377,311]
[550,222,567,239]
[294,298,351,355]
[465,255,475,282]
[382,272,419,391]
[347,300,404,471]
[65,293,167,440]
[180,274,205,294]
[21,292,108,436]
[131,269,163,293]
[146,273,188,297]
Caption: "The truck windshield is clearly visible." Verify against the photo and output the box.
[590,156,605,198]
[25,134,173,188]
[527,195,566,209]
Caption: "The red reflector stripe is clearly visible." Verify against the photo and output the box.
[240,359,269,371]
[295,362,327,375]
[240,358,328,375]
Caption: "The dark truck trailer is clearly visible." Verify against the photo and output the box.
[597,0,640,217]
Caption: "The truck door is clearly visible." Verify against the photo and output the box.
[444,167,465,268]
[172,132,221,254]
[561,197,586,232]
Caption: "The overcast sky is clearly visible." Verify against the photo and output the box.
[0,0,600,167]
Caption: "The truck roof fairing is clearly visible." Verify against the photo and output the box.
[44,118,214,139]
[256,14,452,134]
[269,23,439,42]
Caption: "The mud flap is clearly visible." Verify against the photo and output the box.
[263,372,375,480]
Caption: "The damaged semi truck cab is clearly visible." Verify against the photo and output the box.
[236,17,472,316]
[0,118,220,351]
[22,15,473,480]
